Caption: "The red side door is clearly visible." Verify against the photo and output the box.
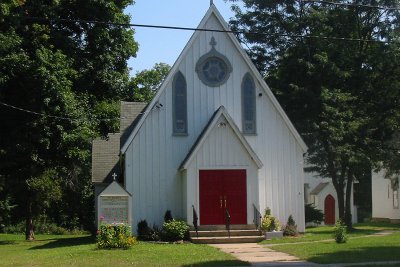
[324,194,336,225]
[199,170,247,225]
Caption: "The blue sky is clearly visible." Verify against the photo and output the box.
[125,0,240,76]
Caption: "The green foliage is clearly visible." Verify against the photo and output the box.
[164,210,173,222]
[136,220,161,241]
[0,0,137,234]
[305,204,324,225]
[283,215,298,236]
[2,219,86,235]
[333,220,348,243]
[0,195,16,231]
[228,0,400,227]
[26,169,62,214]
[96,224,137,249]
[127,63,170,102]
[137,220,150,240]
[261,208,281,232]
[162,219,189,242]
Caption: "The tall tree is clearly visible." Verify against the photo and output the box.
[126,63,170,102]
[228,0,400,227]
[0,0,137,238]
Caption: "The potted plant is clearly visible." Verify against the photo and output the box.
[261,208,283,240]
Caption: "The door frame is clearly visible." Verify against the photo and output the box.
[198,168,248,225]
[324,194,336,225]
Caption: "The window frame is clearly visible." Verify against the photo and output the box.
[241,73,257,135]
[172,71,188,135]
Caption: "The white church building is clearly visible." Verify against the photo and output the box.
[92,4,308,232]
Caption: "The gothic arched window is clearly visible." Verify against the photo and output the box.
[242,73,256,134]
[173,71,187,135]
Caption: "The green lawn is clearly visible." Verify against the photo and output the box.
[261,222,400,244]
[0,234,248,267]
[266,223,400,264]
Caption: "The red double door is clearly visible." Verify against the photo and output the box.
[199,170,247,225]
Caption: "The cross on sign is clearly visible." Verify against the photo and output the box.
[112,173,117,181]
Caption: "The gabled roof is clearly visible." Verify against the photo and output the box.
[92,102,146,184]
[92,133,121,184]
[310,182,330,195]
[121,4,307,153]
[179,106,263,170]
[120,101,147,146]
[99,180,131,197]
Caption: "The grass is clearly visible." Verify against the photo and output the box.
[261,222,400,244]
[265,222,400,264]
[0,234,248,267]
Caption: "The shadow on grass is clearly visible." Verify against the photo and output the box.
[182,260,249,266]
[348,228,379,235]
[308,246,400,264]
[29,236,95,250]
[0,240,17,245]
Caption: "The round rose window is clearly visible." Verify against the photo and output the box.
[196,37,232,87]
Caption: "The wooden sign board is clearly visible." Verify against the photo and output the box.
[97,181,132,227]
[99,196,129,224]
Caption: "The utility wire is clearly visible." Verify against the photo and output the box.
[11,15,397,44]
[303,0,400,11]
[0,101,121,122]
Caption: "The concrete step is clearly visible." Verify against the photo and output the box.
[190,229,262,238]
[191,224,258,231]
[191,235,264,244]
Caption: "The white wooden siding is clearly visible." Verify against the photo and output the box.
[372,170,400,220]
[125,11,305,231]
[184,116,259,225]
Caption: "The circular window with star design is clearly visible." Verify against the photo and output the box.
[196,37,232,87]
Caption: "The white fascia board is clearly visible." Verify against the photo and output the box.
[121,5,307,154]
[180,106,263,170]
[121,6,218,154]
[211,6,308,152]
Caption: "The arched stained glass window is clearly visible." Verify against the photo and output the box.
[173,71,187,135]
[242,73,256,134]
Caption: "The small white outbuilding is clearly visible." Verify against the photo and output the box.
[372,170,400,223]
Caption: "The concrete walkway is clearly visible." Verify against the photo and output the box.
[210,231,400,266]
[210,243,319,266]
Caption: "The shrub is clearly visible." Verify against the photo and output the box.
[2,220,83,235]
[164,210,173,222]
[97,224,137,249]
[137,220,162,241]
[333,219,348,243]
[2,221,25,234]
[162,219,189,241]
[35,222,68,235]
[305,204,324,225]
[137,220,151,240]
[149,225,162,241]
[283,215,298,236]
[261,208,281,232]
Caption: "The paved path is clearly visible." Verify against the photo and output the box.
[210,231,400,266]
[263,230,399,247]
[210,243,319,266]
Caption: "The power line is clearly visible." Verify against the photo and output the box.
[11,15,397,44]
[303,0,400,11]
[0,101,119,122]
